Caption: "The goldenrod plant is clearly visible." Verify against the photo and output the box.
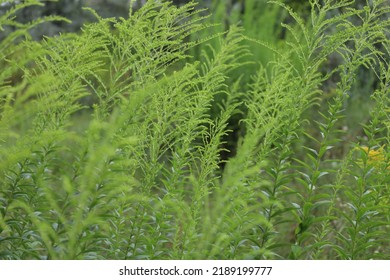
[0,0,389,259]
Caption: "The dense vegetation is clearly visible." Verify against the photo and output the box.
[0,0,389,260]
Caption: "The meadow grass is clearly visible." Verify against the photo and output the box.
[0,0,389,259]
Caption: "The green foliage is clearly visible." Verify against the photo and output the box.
[0,0,389,260]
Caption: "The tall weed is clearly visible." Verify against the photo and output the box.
[0,0,389,259]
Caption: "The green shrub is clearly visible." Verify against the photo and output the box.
[0,0,389,259]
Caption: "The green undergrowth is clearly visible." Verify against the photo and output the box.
[0,0,389,259]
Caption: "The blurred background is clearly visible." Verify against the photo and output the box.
[0,0,311,39]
